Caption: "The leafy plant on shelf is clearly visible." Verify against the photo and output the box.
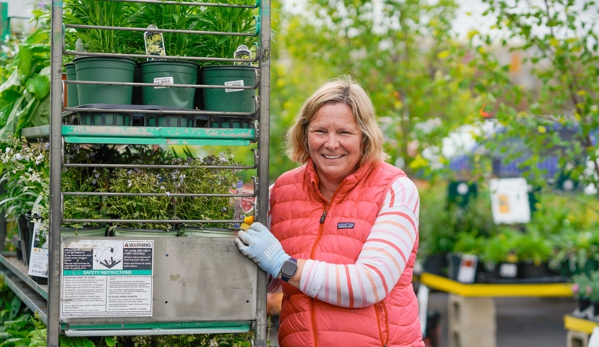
[63,0,137,54]
[104,146,178,231]
[0,29,50,141]
[174,147,241,229]
[0,137,49,221]
[126,1,206,58]
[198,0,259,64]
[60,144,115,230]
[571,270,599,303]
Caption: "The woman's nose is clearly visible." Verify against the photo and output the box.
[325,134,339,148]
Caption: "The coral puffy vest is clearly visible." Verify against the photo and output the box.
[270,160,423,347]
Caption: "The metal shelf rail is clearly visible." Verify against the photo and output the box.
[0,0,271,346]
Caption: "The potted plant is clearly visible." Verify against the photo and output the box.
[0,29,50,140]
[514,231,554,279]
[175,149,242,236]
[571,270,599,319]
[197,0,259,117]
[63,0,137,108]
[0,137,49,266]
[127,2,201,113]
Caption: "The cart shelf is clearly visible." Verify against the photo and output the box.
[22,125,255,146]
[0,253,48,324]
[420,272,573,297]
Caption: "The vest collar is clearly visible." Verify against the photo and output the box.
[305,159,375,203]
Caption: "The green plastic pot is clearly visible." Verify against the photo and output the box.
[139,60,199,109]
[61,226,107,237]
[74,57,136,105]
[200,65,257,113]
[65,63,79,107]
[112,228,179,237]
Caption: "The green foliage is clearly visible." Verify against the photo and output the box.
[0,29,50,140]
[0,138,49,220]
[269,0,481,180]
[572,270,599,301]
[126,1,206,58]
[63,0,138,54]
[469,0,599,189]
[193,0,259,64]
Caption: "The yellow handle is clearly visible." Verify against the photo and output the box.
[240,216,255,231]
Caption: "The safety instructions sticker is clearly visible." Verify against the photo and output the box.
[61,240,154,318]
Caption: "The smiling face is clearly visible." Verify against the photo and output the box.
[308,103,363,189]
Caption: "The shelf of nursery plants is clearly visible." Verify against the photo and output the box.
[564,314,599,334]
[420,272,573,297]
[21,125,255,146]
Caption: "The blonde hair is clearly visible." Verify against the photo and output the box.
[285,76,389,165]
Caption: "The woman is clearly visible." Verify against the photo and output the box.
[236,76,423,347]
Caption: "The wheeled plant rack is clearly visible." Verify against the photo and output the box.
[0,0,271,346]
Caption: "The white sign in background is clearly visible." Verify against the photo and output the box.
[489,177,531,224]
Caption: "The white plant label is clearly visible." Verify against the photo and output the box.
[153,76,174,89]
[499,263,518,278]
[28,222,48,278]
[225,80,244,93]
[457,254,478,284]
[60,240,154,318]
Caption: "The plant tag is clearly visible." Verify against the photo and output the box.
[457,254,478,284]
[225,80,244,93]
[153,77,174,89]
[28,222,48,278]
[499,263,518,278]
[588,327,599,347]
[144,25,166,60]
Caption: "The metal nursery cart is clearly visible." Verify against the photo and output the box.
[0,0,271,346]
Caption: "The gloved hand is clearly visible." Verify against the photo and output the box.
[235,222,289,278]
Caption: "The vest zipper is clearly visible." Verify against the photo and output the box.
[319,211,327,223]
[309,186,342,347]
[382,301,390,346]
[310,298,319,347]
[374,304,385,347]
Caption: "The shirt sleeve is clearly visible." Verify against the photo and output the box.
[298,176,420,308]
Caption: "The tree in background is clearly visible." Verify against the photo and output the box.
[268,0,483,180]
[469,0,599,189]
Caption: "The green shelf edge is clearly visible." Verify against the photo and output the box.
[21,125,255,146]
[63,321,251,331]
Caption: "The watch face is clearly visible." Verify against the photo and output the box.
[281,259,297,277]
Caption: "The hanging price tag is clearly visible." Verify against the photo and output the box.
[589,327,599,347]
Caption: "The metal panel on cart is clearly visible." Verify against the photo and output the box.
[59,237,258,326]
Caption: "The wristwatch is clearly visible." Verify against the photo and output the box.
[280,258,298,282]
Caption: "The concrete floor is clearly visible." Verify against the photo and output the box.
[427,291,576,347]
[267,292,577,347]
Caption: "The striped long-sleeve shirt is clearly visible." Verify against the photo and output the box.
[267,176,420,308]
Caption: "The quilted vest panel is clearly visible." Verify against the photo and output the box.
[270,160,423,347]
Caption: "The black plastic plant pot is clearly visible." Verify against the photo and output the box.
[17,214,31,267]
[200,65,257,113]
[139,60,199,109]
[74,57,136,105]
